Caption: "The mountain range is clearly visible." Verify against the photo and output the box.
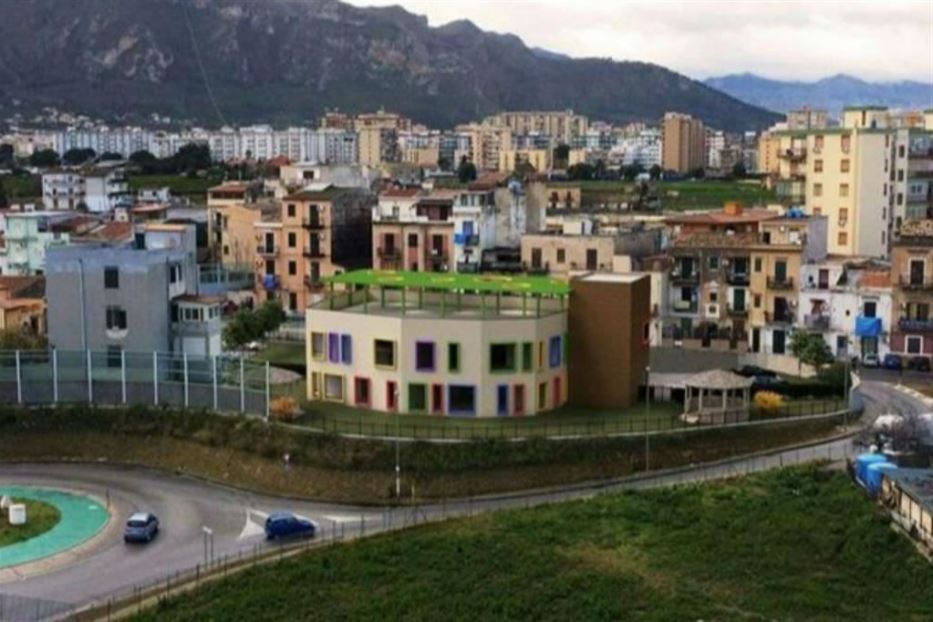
[0,0,779,131]
[705,73,932,114]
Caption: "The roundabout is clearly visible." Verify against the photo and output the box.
[0,487,109,569]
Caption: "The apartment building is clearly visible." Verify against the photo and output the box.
[1,212,95,275]
[891,126,933,227]
[786,107,828,131]
[758,129,784,177]
[0,275,45,335]
[46,223,222,357]
[521,232,615,275]
[372,187,454,273]
[307,271,570,417]
[41,167,130,213]
[206,182,272,266]
[662,112,705,174]
[41,171,85,210]
[483,110,588,145]
[748,214,828,355]
[498,148,551,173]
[354,111,411,167]
[798,258,892,361]
[455,123,512,171]
[259,186,373,312]
[889,219,933,364]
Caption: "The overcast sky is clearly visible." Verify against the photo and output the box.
[344,0,933,83]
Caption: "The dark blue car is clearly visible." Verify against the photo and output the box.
[882,354,903,371]
[124,512,159,543]
[265,512,316,540]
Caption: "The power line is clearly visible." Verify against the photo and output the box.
[182,2,226,126]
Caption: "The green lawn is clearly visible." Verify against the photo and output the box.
[0,498,61,547]
[253,342,305,368]
[580,179,775,211]
[138,466,933,621]
[127,174,222,202]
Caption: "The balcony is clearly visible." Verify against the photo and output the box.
[766,276,794,290]
[377,247,401,260]
[804,314,830,331]
[454,233,480,246]
[727,304,748,317]
[778,147,807,161]
[670,269,699,285]
[256,245,278,258]
[765,311,793,325]
[899,318,933,333]
[303,246,326,259]
[672,300,699,314]
[456,261,481,274]
[304,275,323,290]
[899,275,933,291]
[261,274,279,291]
[726,272,749,286]
[301,218,325,230]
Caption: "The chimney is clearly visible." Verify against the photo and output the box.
[723,201,743,216]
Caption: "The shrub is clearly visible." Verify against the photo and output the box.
[754,391,784,413]
[270,397,300,422]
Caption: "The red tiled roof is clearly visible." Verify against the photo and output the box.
[665,208,780,226]
[83,222,133,243]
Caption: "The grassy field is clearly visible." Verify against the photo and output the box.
[0,174,42,200]
[0,498,60,547]
[580,179,775,211]
[253,342,305,368]
[127,174,222,202]
[137,466,933,621]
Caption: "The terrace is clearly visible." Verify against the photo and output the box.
[313,269,569,319]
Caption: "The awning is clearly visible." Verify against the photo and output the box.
[855,316,882,337]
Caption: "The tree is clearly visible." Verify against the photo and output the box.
[0,328,47,350]
[621,163,645,181]
[62,148,96,166]
[0,143,13,167]
[690,167,706,179]
[99,151,124,161]
[29,149,60,168]
[513,160,537,179]
[255,300,286,334]
[0,176,7,209]
[456,156,477,183]
[566,162,595,181]
[791,331,834,371]
[130,150,157,166]
[732,162,747,179]
[593,158,607,180]
[437,156,451,171]
[172,144,212,174]
[552,143,570,169]
[649,164,662,180]
[222,300,287,349]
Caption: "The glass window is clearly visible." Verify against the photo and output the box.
[490,343,516,372]
[311,332,325,359]
[415,341,435,371]
[340,335,352,364]
[374,339,395,368]
[448,343,460,372]
[556,248,566,264]
[838,232,848,246]
[754,258,762,273]
[708,255,719,270]
[906,337,922,355]
[408,383,427,412]
[105,306,127,330]
[288,261,297,276]
[840,159,850,173]
[521,342,533,371]
[328,333,340,363]
[407,233,418,248]
[448,385,476,415]
[323,374,344,401]
[288,232,297,247]
[104,266,119,289]
[549,336,562,368]
[354,377,370,406]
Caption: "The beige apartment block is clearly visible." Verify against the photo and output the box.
[455,123,512,171]
[662,112,705,173]
[757,131,782,176]
[521,234,615,275]
[483,110,588,144]
[498,148,551,173]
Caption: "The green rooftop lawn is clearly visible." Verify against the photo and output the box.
[580,179,776,211]
[127,174,222,201]
[325,269,570,296]
[0,498,61,548]
[137,466,933,621]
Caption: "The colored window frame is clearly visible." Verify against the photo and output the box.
[415,341,436,372]
[408,383,427,412]
[374,339,396,369]
[328,333,340,363]
[489,343,517,373]
[447,384,476,416]
[549,335,562,368]
[521,342,533,371]
[311,332,325,360]
[353,377,371,407]
[340,334,352,364]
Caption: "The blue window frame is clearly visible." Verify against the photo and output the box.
[328,333,340,363]
[496,385,509,417]
[447,385,476,417]
[549,335,562,368]
[462,220,474,236]
[340,334,352,364]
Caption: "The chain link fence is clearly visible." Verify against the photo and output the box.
[0,349,271,419]
[0,593,74,622]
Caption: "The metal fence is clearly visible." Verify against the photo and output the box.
[0,349,271,419]
[0,593,74,622]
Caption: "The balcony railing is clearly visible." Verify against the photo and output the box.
[454,233,480,246]
[778,147,807,161]
[302,218,325,230]
[899,275,933,290]
[304,275,323,290]
[377,247,401,260]
[672,300,699,313]
[303,246,326,259]
[804,314,830,331]
[256,245,277,257]
[765,311,793,324]
[670,270,699,284]
[727,304,748,317]
[726,272,749,286]
[899,318,933,333]
[456,261,481,274]
[767,276,794,290]
[526,262,550,276]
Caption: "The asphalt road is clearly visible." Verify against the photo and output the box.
[0,380,926,614]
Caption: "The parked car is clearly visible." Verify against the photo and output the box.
[265,512,316,541]
[124,512,159,543]
[882,354,903,371]
[861,353,880,368]
[908,356,931,372]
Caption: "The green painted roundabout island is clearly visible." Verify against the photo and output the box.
[0,487,109,568]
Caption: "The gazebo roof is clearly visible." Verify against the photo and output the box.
[683,369,755,390]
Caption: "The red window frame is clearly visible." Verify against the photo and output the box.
[552,377,561,406]
[513,384,525,416]
[354,377,371,407]
[431,383,444,415]
[386,380,397,412]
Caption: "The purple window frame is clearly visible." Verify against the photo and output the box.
[328,333,340,363]
[415,341,435,372]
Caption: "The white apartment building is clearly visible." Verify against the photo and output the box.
[53,128,151,157]
[613,128,662,168]
[41,172,85,210]
[42,168,130,213]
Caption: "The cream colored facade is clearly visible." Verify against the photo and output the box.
[483,110,588,144]
[757,131,782,175]
[498,148,551,173]
[662,112,705,173]
[401,146,440,167]
[307,290,568,417]
[455,123,512,171]
[521,234,615,276]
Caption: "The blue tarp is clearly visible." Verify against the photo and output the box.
[855,316,882,337]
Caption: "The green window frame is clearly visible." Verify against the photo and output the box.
[448,342,461,373]
[489,343,517,373]
[408,383,427,413]
[521,342,533,372]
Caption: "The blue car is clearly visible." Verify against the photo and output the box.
[124,512,159,543]
[265,512,316,541]
[882,354,903,371]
